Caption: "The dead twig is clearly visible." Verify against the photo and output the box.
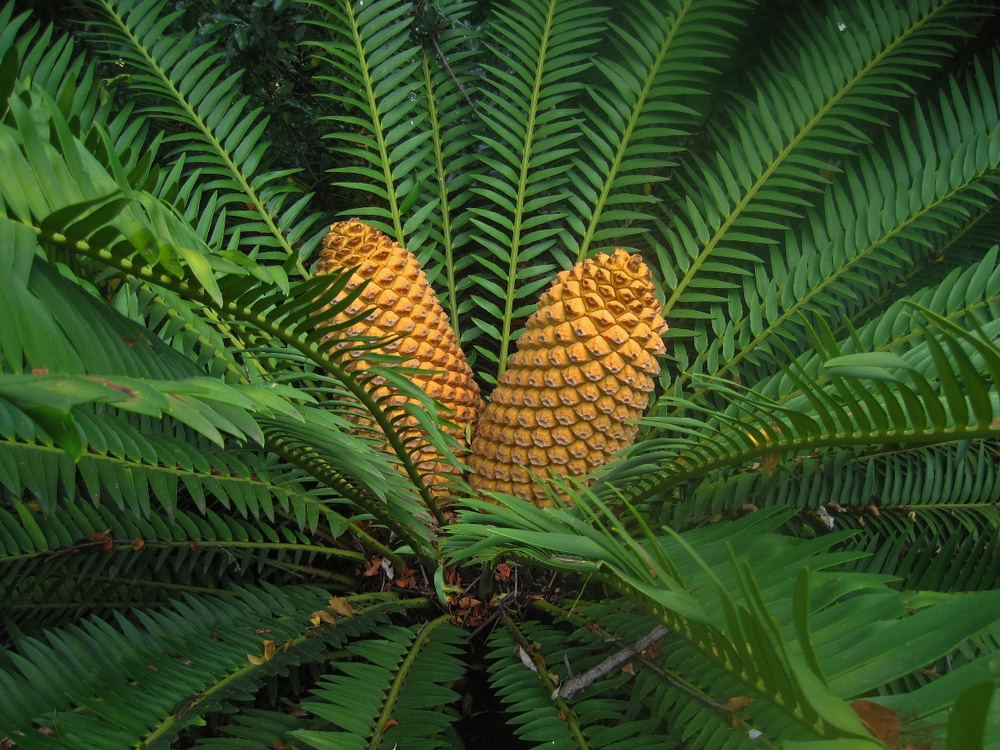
[553,625,667,700]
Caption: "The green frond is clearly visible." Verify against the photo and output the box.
[0,81,265,308]
[0,368,308,456]
[305,0,431,247]
[486,621,588,749]
[843,500,1000,590]
[462,0,604,378]
[537,597,789,749]
[450,499,1000,746]
[0,4,108,136]
[292,616,465,750]
[6,0,1000,746]
[0,68,454,518]
[608,294,1000,508]
[487,613,671,749]
[111,280,246,380]
[668,439,1000,532]
[87,0,320,275]
[753,246,1000,409]
[0,249,212,380]
[838,205,1000,339]
[655,0,981,389]
[189,708,306,750]
[0,586,404,748]
[565,0,748,262]
[705,91,1000,390]
[0,493,361,637]
[260,407,439,554]
[414,1,482,338]
[0,398,366,552]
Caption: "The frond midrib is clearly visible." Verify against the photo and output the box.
[573,0,695,264]
[33,226,441,519]
[496,0,560,376]
[93,0,308,277]
[661,0,960,318]
[624,421,1000,506]
[685,145,1000,408]
[368,614,455,749]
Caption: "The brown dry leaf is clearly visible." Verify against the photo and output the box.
[621,662,635,676]
[725,696,754,711]
[851,700,900,748]
[328,597,358,618]
[395,564,417,588]
[643,640,663,660]
[90,531,114,551]
[310,609,336,626]
[362,556,383,577]
[130,538,145,551]
[494,563,512,582]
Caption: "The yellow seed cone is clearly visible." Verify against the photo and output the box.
[468,249,667,505]
[316,219,482,493]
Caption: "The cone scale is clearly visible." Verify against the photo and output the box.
[316,219,481,493]
[314,220,666,506]
[467,249,667,505]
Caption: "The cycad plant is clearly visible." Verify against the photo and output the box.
[4,0,1000,747]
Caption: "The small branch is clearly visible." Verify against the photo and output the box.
[553,625,667,700]
[431,35,478,114]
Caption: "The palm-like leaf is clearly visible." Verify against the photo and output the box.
[0,587,404,747]
[448,498,1000,746]
[307,0,431,247]
[600,310,1000,507]
[293,617,466,749]
[4,0,1000,747]
[87,0,322,277]
[565,0,744,261]
[486,616,669,748]
[412,1,481,335]
[1,68,456,523]
[462,0,603,376]
[0,494,362,637]
[658,0,991,390]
